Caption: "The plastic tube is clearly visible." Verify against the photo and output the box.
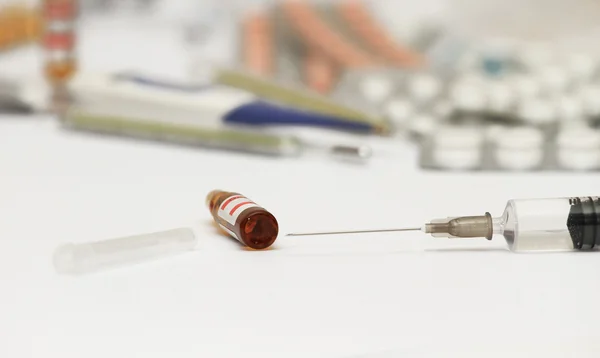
[53,228,197,274]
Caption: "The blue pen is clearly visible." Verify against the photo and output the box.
[69,72,385,134]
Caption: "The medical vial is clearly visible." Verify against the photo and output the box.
[206,190,279,249]
[495,197,600,252]
[42,0,77,85]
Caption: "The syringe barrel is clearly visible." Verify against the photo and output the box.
[500,197,600,252]
[53,228,197,274]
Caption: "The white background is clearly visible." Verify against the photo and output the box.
[2,8,600,358]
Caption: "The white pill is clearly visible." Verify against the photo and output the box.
[536,65,570,94]
[566,53,597,83]
[407,73,442,103]
[433,148,482,170]
[450,80,486,112]
[385,98,414,126]
[579,84,600,117]
[518,98,556,125]
[432,126,484,169]
[510,75,542,99]
[408,113,439,137]
[432,100,454,118]
[497,126,544,149]
[494,127,544,170]
[360,76,394,103]
[556,128,600,170]
[558,117,589,131]
[487,80,515,113]
[555,94,584,120]
[496,147,544,170]
[557,127,600,148]
[485,124,507,142]
[434,126,484,148]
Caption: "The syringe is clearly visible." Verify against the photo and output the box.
[288,196,600,252]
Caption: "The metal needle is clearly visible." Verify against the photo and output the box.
[286,227,422,237]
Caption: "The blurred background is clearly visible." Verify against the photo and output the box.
[2,0,600,170]
[3,1,600,357]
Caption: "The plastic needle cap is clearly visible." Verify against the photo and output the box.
[53,228,197,274]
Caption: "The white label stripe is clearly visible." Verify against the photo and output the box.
[220,195,244,211]
[228,201,254,215]
[221,197,253,212]
[217,195,260,226]
[219,204,260,226]
[219,223,239,241]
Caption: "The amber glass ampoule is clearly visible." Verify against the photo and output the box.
[206,190,279,250]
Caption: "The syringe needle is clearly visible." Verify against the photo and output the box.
[286,227,422,237]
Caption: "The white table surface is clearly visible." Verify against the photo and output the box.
[2,16,600,358]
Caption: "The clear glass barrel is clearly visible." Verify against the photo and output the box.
[496,197,600,252]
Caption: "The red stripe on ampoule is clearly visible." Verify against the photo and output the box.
[230,201,254,215]
[220,195,243,210]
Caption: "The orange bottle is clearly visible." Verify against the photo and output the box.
[206,190,279,250]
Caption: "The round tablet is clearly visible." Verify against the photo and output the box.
[558,118,589,131]
[432,100,454,118]
[407,73,442,103]
[485,124,507,142]
[360,76,394,103]
[431,126,484,170]
[433,147,482,170]
[487,80,515,113]
[517,98,556,125]
[556,128,600,149]
[556,128,600,170]
[433,126,484,148]
[536,65,570,94]
[449,80,487,112]
[496,126,544,149]
[385,98,414,127]
[494,127,544,169]
[408,113,439,137]
[566,53,597,83]
[496,147,544,170]
[555,94,584,120]
[557,148,600,170]
[510,74,542,99]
